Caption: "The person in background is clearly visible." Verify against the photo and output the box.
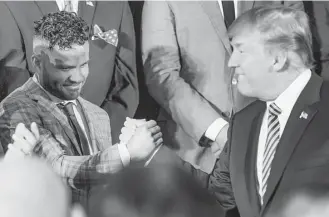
[0,11,161,209]
[142,0,304,174]
[0,0,138,143]
[128,1,160,120]
[306,1,329,81]
[0,157,86,217]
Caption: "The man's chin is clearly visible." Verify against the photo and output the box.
[61,91,81,100]
[237,85,253,98]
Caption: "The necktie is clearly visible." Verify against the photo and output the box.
[260,103,282,201]
[64,0,73,12]
[59,102,91,155]
[222,0,235,28]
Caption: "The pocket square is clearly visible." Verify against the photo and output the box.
[91,24,118,47]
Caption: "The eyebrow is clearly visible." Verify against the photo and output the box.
[55,63,75,69]
[55,59,90,68]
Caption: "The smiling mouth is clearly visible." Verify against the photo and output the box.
[64,84,81,91]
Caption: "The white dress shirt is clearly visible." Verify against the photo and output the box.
[256,69,312,201]
[56,0,79,13]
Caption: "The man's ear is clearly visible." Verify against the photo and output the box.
[70,204,86,217]
[273,51,288,72]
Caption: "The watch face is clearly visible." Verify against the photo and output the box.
[199,135,211,148]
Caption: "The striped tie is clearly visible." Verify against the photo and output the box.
[260,103,282,201]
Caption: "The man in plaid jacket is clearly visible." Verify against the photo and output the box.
[0,11,162,208]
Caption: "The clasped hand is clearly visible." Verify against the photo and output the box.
[5,122,40,160]
[119,118,163,161]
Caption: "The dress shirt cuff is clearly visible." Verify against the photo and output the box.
[204,118,228,142]
[118,142,131,167]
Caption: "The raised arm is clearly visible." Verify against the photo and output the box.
[0,101,159,191]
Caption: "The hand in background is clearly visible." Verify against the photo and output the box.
[5,122,40,160]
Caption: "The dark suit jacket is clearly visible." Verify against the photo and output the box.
[206,73,329,217]
[151,73,329,217]
[0,1,138,143]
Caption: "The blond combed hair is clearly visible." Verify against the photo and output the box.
[228,5,314,71]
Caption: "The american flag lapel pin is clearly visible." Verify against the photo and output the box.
[86,0,94,7]
[299,111,308,120]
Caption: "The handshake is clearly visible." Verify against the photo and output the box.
[119,118,163,163]
[5,118,163,164]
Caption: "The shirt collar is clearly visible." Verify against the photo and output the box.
[266,69,312,115]
[32,75,77,106]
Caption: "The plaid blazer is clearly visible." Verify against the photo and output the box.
[0,78,124,207]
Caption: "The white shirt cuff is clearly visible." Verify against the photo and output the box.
[118,142,131,167]
[205,118,228,141]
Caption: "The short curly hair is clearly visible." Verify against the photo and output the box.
[34,11,89,50]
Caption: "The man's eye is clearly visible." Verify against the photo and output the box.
[57,66,72,71]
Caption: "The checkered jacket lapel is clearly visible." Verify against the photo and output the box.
[77,97,113,151]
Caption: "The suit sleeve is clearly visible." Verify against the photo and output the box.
[0,2,30,100]
[208,142,236,210]
[208,123,239,216]
[141,1,222,143]
[0,100,124,191]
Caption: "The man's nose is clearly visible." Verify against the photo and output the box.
[69,68,84,83]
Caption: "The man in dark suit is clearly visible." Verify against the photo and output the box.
[0,1,138,143]
[147,5,329,217]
